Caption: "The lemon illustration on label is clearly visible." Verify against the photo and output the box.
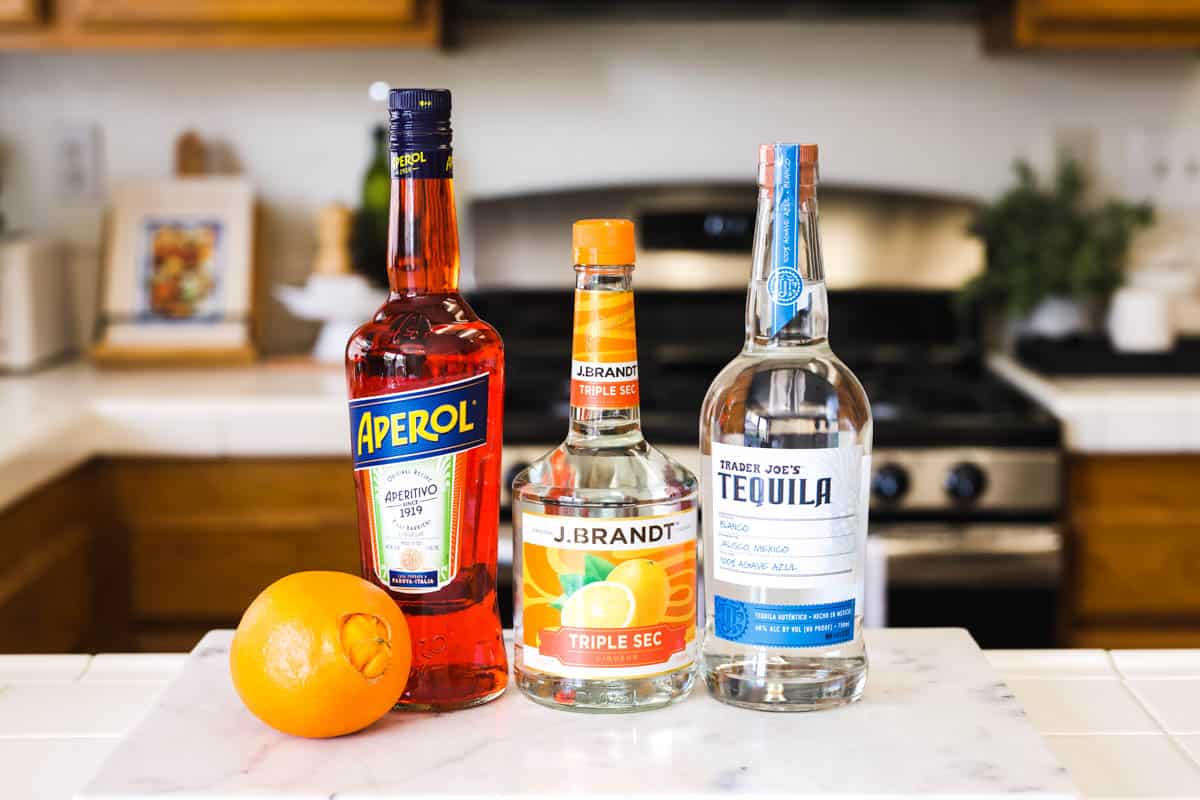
[560,582,636,628]
[607,558,670,627]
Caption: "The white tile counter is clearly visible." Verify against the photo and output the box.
[4,355,1198,517]
[3,645,1200,799]
[0,362,350,512]
[988,354,1200,453]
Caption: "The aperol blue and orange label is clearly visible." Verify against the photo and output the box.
[349,374,488,469]
[349,375,488,592]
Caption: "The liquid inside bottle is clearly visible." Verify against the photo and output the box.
[700,144,872,711]
[345,88,508,711]
[512,219,699,713]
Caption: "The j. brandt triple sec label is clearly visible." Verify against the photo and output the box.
[569,290,640,410]
[520,509,697,678]
[348,374,488,593]
[709,441,869,648]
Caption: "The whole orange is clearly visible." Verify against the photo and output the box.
[230,571,411,738]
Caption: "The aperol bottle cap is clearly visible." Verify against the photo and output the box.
[573,219,636,267]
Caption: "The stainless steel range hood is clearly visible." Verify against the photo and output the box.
[469,183,983,291]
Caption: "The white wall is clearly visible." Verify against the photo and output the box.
[1,19,1197,353]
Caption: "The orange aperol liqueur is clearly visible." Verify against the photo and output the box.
[346,88,507,711]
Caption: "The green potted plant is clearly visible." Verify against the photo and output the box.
[962,158,1153,339]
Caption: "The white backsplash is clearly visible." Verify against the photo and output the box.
[1,20,1197,353]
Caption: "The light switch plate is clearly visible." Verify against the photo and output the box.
[1127,127,1200,211]
[54,123,104,204]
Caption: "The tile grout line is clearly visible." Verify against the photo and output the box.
[1117,676,1171,736]
[1103,650,1120,678]
[1112,655,1200,775]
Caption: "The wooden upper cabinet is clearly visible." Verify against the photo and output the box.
[0,0,40,25]
[0,0,439,48]
[989,0,1200,50]
[73,0,417,26]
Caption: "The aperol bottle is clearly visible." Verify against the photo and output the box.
[345,88,507,711]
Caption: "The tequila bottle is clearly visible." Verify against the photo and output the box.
[512,219,699,713]
[700,144,872,711]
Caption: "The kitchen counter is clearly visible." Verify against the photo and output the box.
[0,361,350,513]
[5,356,1199,516]
[988,354,1200,453]
[4,644,1200,799]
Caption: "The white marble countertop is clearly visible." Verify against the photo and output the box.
[988,354,1200,453]
[85,629,1075,799]
[4,638,1200,798]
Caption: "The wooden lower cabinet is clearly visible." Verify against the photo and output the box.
[0,463,102,652]
[1068,626,1200,649]
[0,457,357,653]
[0,0,39,25]
[6,453,1200,652]
[1063,454,1200,648]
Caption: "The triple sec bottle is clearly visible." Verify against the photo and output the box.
[513,219,699,713]
[700,144,872,711]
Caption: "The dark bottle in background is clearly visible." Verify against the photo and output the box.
[350,124,391,289]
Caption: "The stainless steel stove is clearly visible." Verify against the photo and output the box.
[470,183,1063,648]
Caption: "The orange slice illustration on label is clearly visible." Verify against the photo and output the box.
[560,582,636,629]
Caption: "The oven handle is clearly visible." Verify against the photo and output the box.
[868,523,1062,591]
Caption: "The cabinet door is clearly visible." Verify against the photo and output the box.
[41,0,439,48]
[73,0,417,25]
[1009,0,1200,48]
[1065,455,1200,647]
[0,0,38,24]
[1030,0,1200,22]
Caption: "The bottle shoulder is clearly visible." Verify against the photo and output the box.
[704,345,866,399]
[701,344,872,445]
[512,438,698,510]
[347,293,503,359]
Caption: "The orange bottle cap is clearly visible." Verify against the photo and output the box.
[572,218,636,267]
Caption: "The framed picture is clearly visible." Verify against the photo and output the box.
[93,177,256,366]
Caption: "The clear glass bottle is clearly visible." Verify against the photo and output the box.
[700,144,873,711]
[513,219,699,713]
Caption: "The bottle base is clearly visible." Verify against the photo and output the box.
[702,654,867,712]
[514,665,696,714]
[393,684,507,713]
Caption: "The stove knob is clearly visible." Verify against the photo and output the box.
[945,462,987,502]
[871,463,909,502]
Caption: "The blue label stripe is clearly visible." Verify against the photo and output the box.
[768,143,804,337]
[389,569,438,589]
[714,595,854,648]
[348,374,488,470]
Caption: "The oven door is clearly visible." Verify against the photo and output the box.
[867,523,1063,648]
